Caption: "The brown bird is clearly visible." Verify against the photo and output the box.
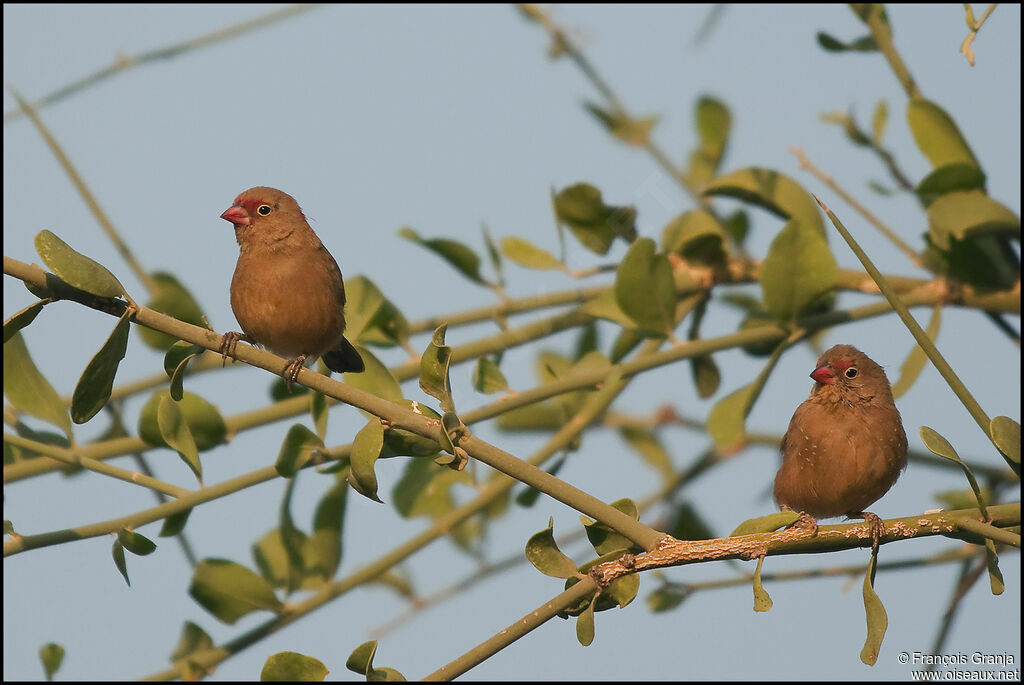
[220,186,364,387]
[773,344,907,550]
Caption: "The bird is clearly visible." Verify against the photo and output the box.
[219,186,365,388]
[773,344,907,551]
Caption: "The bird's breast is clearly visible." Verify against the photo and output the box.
[230,248,346,358]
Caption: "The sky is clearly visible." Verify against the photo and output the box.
[3,4,1020,681]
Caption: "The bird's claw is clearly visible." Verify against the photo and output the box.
[854,511,886,555]
[283,355,308,391]
[220,331,247,367]
[792,512,819,537]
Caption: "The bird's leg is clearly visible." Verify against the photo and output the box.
[220,331,252,366]
[283,355,309,391]
[851,511,886,555]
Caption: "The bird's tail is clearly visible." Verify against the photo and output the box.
[324,337,365,374]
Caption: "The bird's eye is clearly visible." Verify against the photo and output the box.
[257,204,273,216]
[845,367,858,378]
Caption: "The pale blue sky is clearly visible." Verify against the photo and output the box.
[4,4,1020,681]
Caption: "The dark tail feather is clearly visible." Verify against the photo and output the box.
[323,337,365,373]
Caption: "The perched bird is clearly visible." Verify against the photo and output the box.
[773,344,907,550]
[220,186,364,387]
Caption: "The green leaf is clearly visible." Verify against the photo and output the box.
[138,272,206,351]
[661,210,729,266]
[252,528,304,590]
[647,585,690,613]
[164,341,204,401]
[815,31,877,51]
[707,383,755,452]
[392,456,472,520]
[907,98,979,170]
[730,511,800,536]
[71,310,131,423]
[275,424,325,478]
[752,555,773,612]
[576,598,596,647]
[343,276,410,348]
[500,236,566,270]
[3,332,72,440]
[580,288,636,329]
[915,163,987,198]
[261,652,329,682]
[157,394,202,482]
[305,478,348,582]
[138,390,227,452]
[345,641,406,682]
[691,354,721,399]
[604,572,639,609]
[926,190,1019,251]
[703,167,825,236]
[160,507,192,538]
[481,223,505,287]
[860,554,888,665]
[472,357,509,394]
[381,399,442,458]
[342,346,403,416]
[615,237,676,336]
[419,324,455,413]
[760,219,838,321]
[525,518,580,579]
[582,498,640,556]
[117,528,157,555]
[34,230,126,298]
[619,426,675,482]
[189,559,283,625]
[349,418,385,503]
[990,416,1020,470]
[170,621,214,667]
[399,227,488,286]
[553,183,637,255]
[39,643,65,681]
[583,101,658,145]
[112,540,130,586]
[3,299,47,343]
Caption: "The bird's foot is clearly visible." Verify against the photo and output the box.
[220,331,249,366]
[852,511,885,555]
[283,355,308,391]
[792,512,819,537]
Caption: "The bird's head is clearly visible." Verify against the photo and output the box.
[809,344,893,405]
[221,186,311,247]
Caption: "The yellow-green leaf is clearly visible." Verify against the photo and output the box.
[500,236,565,270]
[553,183,637,255]
[860,554,888,665]
[261,652,328,682]
[189,558,283,625]
[526,518,580,579]
[138,272,206,351]
[138,390,227,452]
[343,276,409,347]
[158,394,201,482]
[39,643,65,681]
[615,237,675,337]
[753,554,773,612]
[702,168,825,236]
[275,424,324,478]
[760,219,838,321]
[3,332,72,440]
[907,97,979,170]
[34,230,126,298]
[419,324,454,413]
[472,357,509,394]
[926,190,1019,251]
[349,418,385,503]
[399,227,487,286]
[4,299,47,343]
